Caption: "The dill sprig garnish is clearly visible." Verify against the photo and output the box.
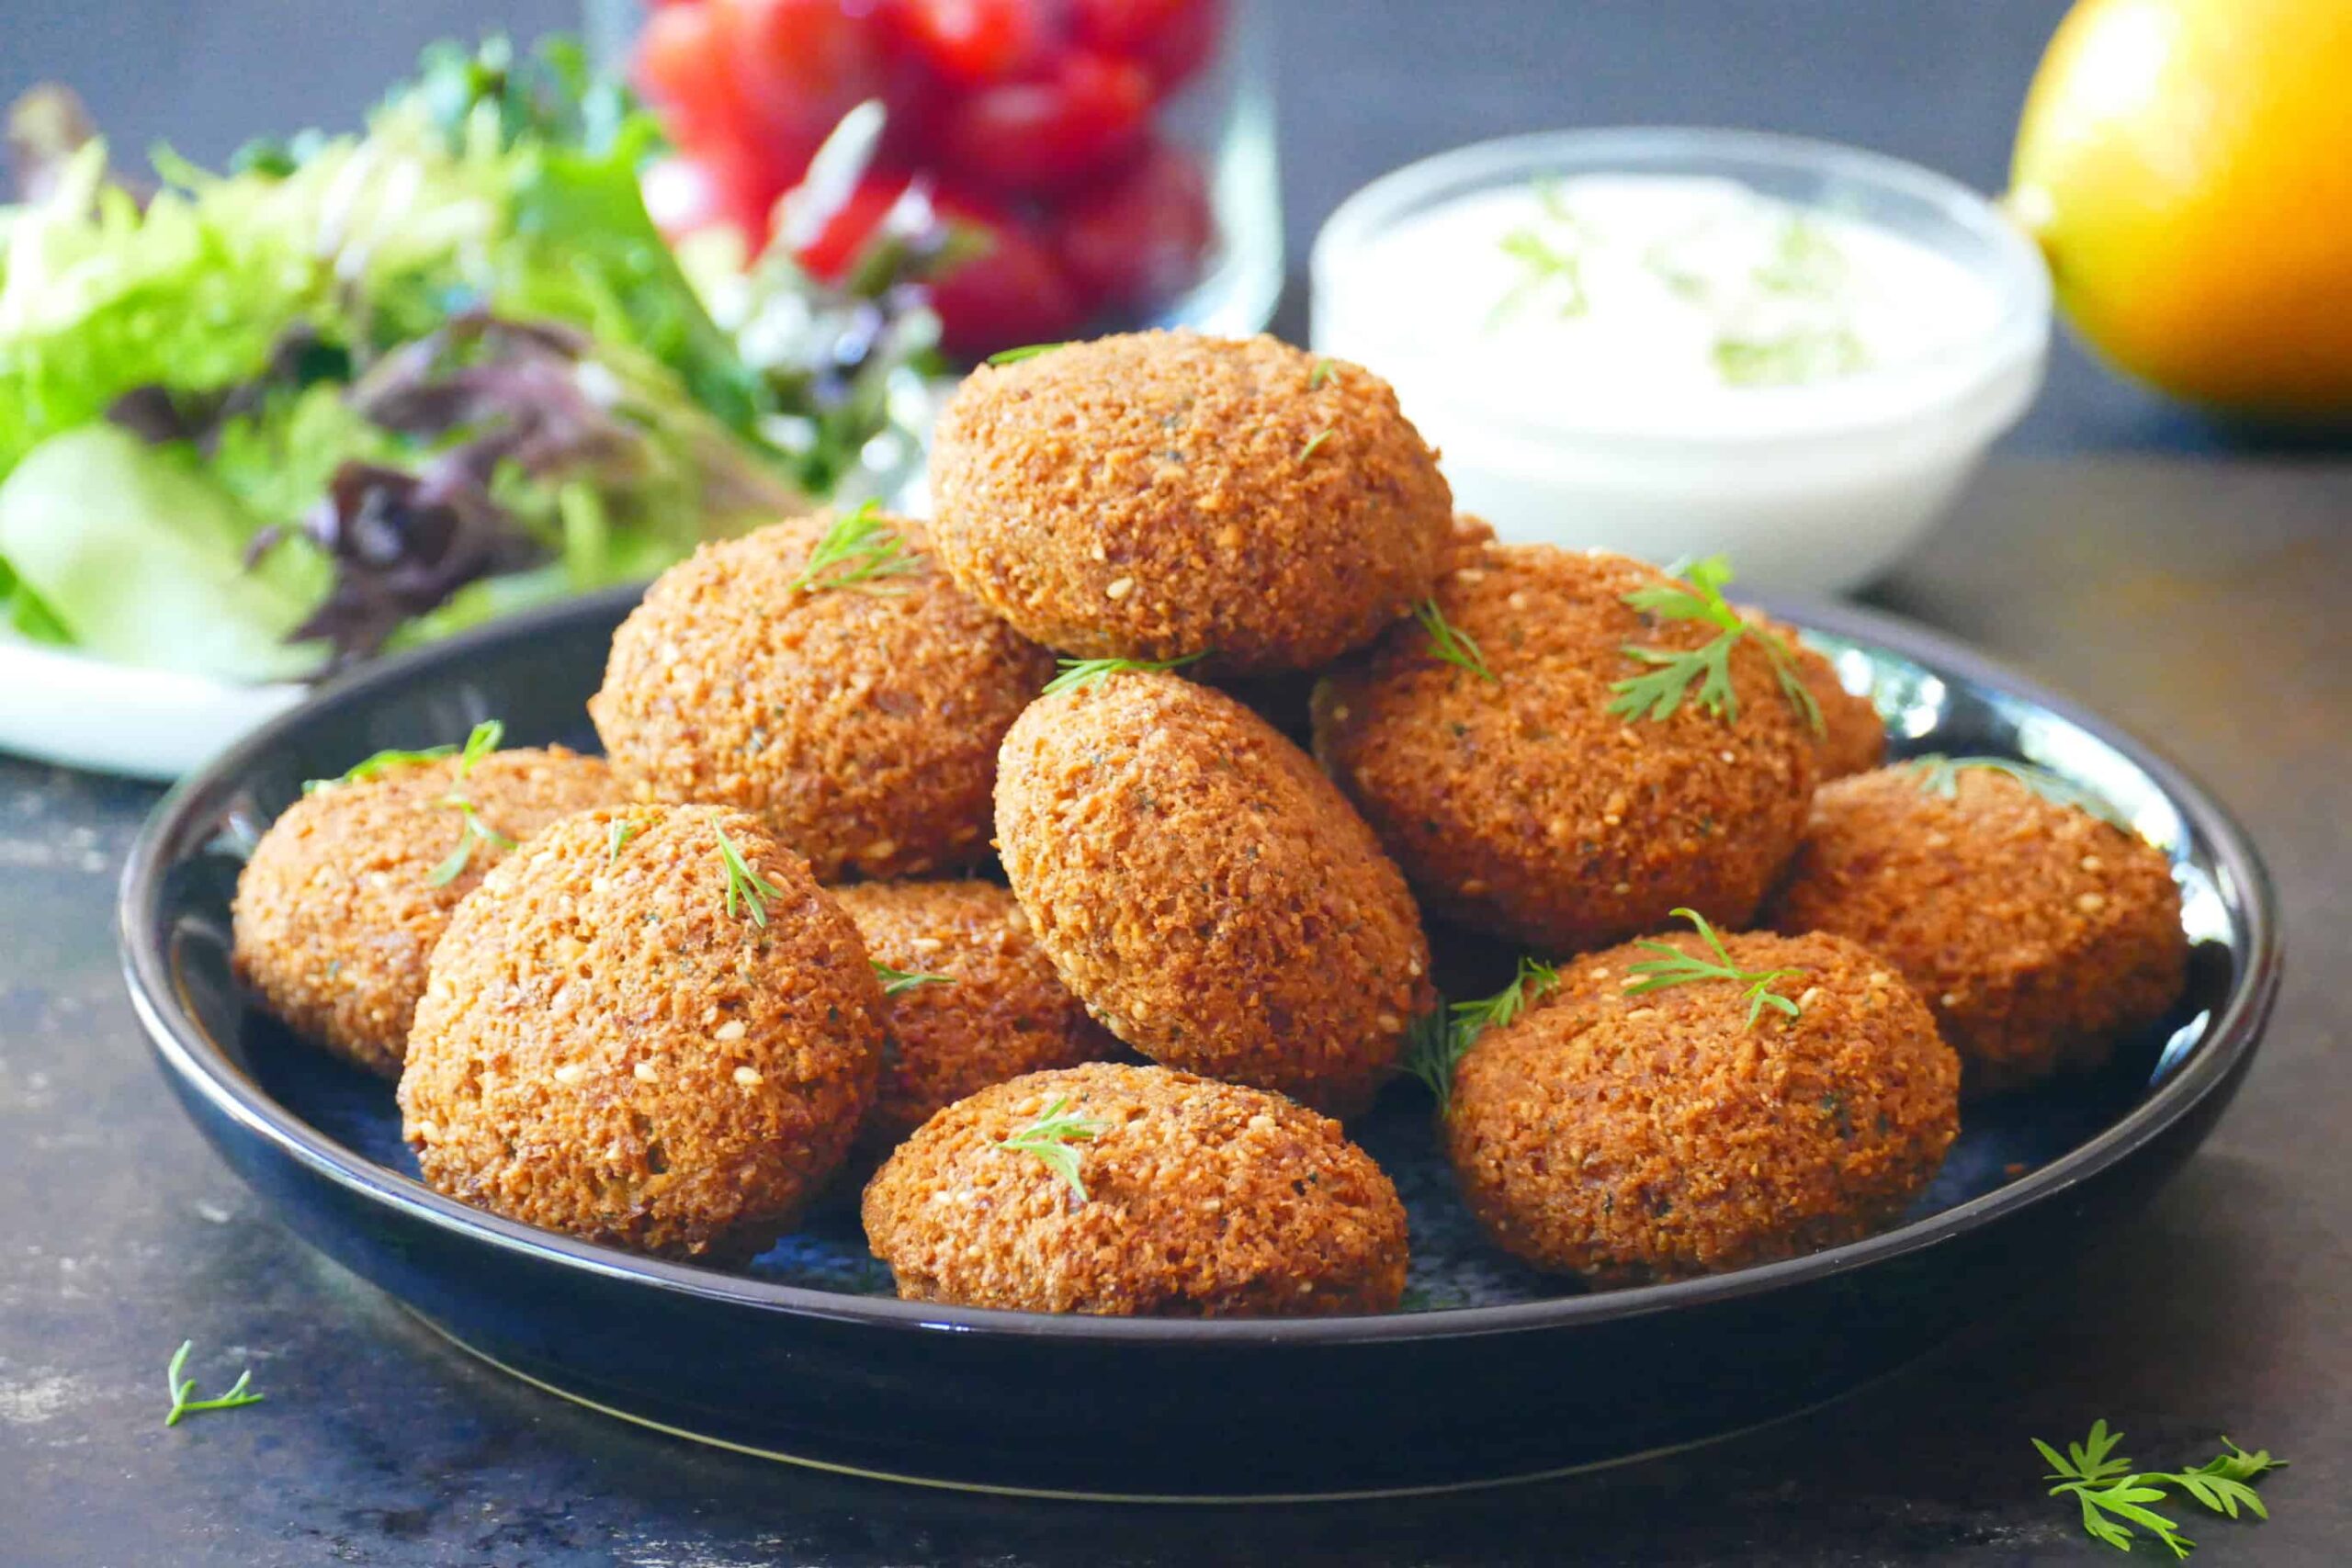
[1905,753,2130,828]
[1623,908,1804,1028]
[872,961,951,997]
[1400,956,1563,1112]
[303,718,503,795]
[1608,556,1822,732]
[791,500,924,595]
[986,341,1071,366]
[715,826,786,929]
[1308,357,1336,389]
[1042,653,1205,695]
[2035,1420,2286,1558]
[424,797,515,887]
[997,1095,1112,1203]
[1415,598,1497,683]
[1299,427,1336,461]
[163,1339,263,1427]
[606,819,637,868]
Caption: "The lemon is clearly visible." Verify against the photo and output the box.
[2009,0,2352,416]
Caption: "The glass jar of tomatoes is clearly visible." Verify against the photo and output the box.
[605,0,1279,361]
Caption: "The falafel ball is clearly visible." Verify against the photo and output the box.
[232,745,616,1076]
[1313,545,1819,954]
[833,880,1121,1153]
[590,511,1056,883]
[1445,928,1960,1285]
[995,671,1434,1115]
[928,332,1454,675]
[399,804,885,1261]
[1765,762,2188,1094]
[862,1062,1409,1315]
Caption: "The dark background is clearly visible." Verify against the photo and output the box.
[4,3,2347,1565]
[0,0,2272,456]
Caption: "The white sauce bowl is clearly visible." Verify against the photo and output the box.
[1311,129,2051,593]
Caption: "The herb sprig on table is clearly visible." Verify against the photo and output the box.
[2035,1420,2285,1558]
[1608,555,1822,731]
[162,1339,263,1427]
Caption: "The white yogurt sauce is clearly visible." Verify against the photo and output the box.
[1332,175,1999,410]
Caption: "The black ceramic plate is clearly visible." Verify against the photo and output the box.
[119,586,2278,1500]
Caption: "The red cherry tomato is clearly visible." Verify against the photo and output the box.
[1071,0,1221,91]
[642,148,786,247]
[718,0,899,170]
[633,3,760,152]
[1055,142,1212,310]
[790,173,914,282]
[891,0,1046,85]
[938,51,1152,195]
[928,193,1088,357]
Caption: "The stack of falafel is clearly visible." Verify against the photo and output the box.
[232,331,2190,1317]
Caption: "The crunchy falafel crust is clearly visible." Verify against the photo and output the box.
[231,747,616,1076]
[1446,929,1959,1285]
[995,671,1433,1116]
[1314,546,1819,954]
[589,512,1055,883]
[1784,636,1886,781]
[1765,765,2188,1094]
[834,880,1120,1153]
[862,1063,1408,1315]
[398,804,885,1261]
[929,332,1453,675]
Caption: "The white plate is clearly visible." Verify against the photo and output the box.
[0,638,303,781]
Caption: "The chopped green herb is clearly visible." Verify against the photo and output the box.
[1492,224,1589,325]
[1905,754,2130,828]
[791,500,924,595]
[1713,328,1867,387]
[1752,215,1849,299]
[986,341,1071,366]
[715,826,786,929]
[1308,357,1336,390]
[1299,427,1336,461]
[302,718,503,795]
[606,818,637,868]
[1609,557,1821,731]
[997,1094,1112,1203]
[1415,598,1497,683]
[424,795,515,887]
[1401,956,1563,1112]
[1623,908,1804,1028]
[2035,1420,2286,1558]
[163,1339,263,1427]
[455,718,503,777]
[1042,652,1204,695]
[872,961,951,997]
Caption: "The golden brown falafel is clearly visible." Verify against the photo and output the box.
[232,745,616,1076]
[1765,761,2188,1094]
[929,332,1454,675]
[995,671,1433,1115]
[1313,546,1819,955]
[1763,624,1886,781]
[862,1062,1408,1315]
[833,880,1121,1154]
[589,511,1055,883]
[398,804,885,1261]
[1445,927,1959,1285]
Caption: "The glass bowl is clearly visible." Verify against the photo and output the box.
[1311,128,2052,593]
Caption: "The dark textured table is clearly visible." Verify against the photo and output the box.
[4,460,2346,1565]
[6,0,2351,1562]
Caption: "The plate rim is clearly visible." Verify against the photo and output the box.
[117,584,2284,1348]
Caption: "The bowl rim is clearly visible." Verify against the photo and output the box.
[118,584,2281,1348]
[1308,124,2053,444]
